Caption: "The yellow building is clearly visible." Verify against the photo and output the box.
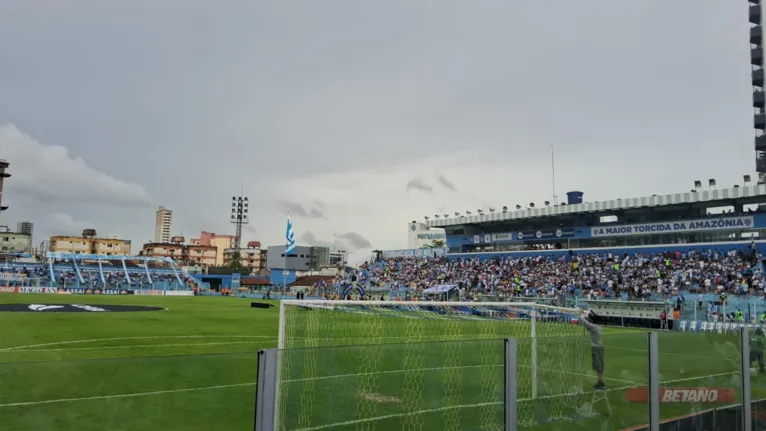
[190,232,236,266]
[223,241,268,274]
[49,235,131,256]
[141,240,217,267]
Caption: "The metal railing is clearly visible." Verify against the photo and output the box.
[255,330,760,431]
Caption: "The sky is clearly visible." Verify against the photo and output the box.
[0,0,759,264]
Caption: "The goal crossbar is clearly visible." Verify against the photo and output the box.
[279,299,580,311]
[278,300,582,349]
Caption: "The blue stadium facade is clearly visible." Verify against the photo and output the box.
[418,184,766,258]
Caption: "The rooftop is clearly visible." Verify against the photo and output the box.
[426,184,766,228]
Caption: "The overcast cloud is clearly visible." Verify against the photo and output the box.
[437,174,458,192]
[0,0,758,264]
[405,178,434,194]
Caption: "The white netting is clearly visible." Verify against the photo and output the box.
[277,300,589,431]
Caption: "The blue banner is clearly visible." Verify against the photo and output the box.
[465,229,576,244]
[591,216,754,238]
[515,228,575,241]
[231,273,241,290]
[382,248,447,258]
[342,283,365,299]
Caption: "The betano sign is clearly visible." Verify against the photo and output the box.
[590,216,754,238]
[625,387,734,403]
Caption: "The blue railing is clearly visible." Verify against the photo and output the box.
[47,279,190,291]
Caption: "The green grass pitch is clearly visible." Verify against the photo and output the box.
[0,294,762,430]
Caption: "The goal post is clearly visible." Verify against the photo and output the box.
[275,300,588,430]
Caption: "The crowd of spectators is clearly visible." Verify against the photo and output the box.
[327,247,764,301]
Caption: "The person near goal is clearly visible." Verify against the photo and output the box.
[751,327,765,374]
[580,309,606,390]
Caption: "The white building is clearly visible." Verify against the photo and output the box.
[154,206,173,243]
[407,222,446,249]
[0,228,32,253]
[38,240,50,255]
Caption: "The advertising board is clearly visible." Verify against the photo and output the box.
[591,215,754,238]
[56,288,133,295]
[625,387,735,403]
[134,290,166,296]
[165,290,194,296]
[18,287,56,294]
[381,248,447,258]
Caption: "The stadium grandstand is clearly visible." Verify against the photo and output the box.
[426,184,766,253]
[0,252,207,292]
[316,183,766,322]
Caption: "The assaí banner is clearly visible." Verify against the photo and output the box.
[56,288,134,295]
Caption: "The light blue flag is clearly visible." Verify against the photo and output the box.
[286,213,296,254]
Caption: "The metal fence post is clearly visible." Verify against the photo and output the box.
[648,332,659,431]
[504,338,518,431]
[254,349,279,431]
[741,327,752,431]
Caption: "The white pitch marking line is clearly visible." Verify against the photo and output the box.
[0,334,507,352]
[284,364,638,385]
[0,383,255,408]
[7,341,273,353]
[607,344,738,362]
[0,335,276,352]
[1,365,729,410]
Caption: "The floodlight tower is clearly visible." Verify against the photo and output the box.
[230,194,249,251]
[750,1,766,182]
[0,159,11,214]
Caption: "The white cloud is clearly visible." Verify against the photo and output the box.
[0,1,758,266]
[45,212,92,236]
[0,125,152,207]
[300,231,345,250]
[272,149,756,254]
[334,232,373,250]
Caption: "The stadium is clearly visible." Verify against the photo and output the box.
[3,3,766,431]
[2,183,766,431]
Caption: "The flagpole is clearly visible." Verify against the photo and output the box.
[284,212,294,298]
[551,143,558,206]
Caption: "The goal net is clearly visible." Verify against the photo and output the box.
[275,300,590,430]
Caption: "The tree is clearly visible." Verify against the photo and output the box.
[225,251,249,275]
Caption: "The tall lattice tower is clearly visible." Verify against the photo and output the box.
[751,1,766,182]
[230,194,249,251]
[0,159,11,215]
